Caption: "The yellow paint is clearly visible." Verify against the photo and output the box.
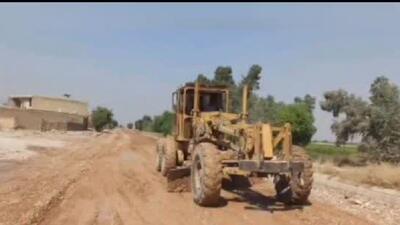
[262,124,273,158]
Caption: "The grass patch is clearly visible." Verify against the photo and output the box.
[309,143,400,190]
[315,162,400,190]
[305,143,363,166]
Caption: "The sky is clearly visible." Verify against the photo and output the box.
[1,3,400,141]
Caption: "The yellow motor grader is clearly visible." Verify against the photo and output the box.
[156,82,313,207]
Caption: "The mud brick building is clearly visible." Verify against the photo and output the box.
[0,95,90,131]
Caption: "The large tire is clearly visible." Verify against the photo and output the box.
[161,138,177,177]
[275,145,313,204]
[191,143,222,207]
[155,139,164,172]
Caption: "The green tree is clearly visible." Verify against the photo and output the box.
[370,76,399,107]
[363,76,400,162]
[320,89,352,117]
[91,106,115,132]
[110,120,118,129]
[134,115,153,131]
[320,76,400,163]
[210,66,237,112]
[127,122,134,129]
[239,64,262,90]
[233,64,263,113]
[134,120,143,130]
[249,95,284,123]
[196,74,212,85]
[294,94,316,112]
[152,111,175,135]
[278,103,317,146]
[213,66,235,87]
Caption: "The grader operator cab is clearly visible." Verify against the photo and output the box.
[156,82,313,207]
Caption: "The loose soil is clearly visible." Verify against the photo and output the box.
[0,129,395,225]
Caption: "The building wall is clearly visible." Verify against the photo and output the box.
[20,98,31,109]
[0,106,88,131]
[0,117,16,130]
[31,96,89,116]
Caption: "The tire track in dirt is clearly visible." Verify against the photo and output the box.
[21,132,123,225]
[0,132,121,225]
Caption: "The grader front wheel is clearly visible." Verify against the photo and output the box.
[274,145,313,204]
[191,143,222,207]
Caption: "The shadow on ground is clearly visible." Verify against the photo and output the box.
[225,188,311,212]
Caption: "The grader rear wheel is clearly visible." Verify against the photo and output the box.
[274,145,313,204]
[161,138,177,177]
[191,143,222,207]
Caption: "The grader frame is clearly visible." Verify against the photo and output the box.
[157,81,313,206]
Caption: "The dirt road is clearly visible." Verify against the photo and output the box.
[0,130,375,225]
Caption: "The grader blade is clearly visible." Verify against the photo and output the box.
[166,166,191,192]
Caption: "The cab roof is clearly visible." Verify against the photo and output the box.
[181,82,229,90]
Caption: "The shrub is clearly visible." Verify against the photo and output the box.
[152,111,175,135]
[278,103,316,146]
[127,123,133,129]
[91,106,115,132]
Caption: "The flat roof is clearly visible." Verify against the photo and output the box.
[9,95,33,99]
[8,95,88,105]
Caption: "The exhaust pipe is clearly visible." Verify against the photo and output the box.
[242,85,249,120]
